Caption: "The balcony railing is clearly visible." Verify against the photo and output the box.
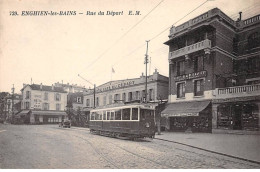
[169,8,236,37]
[169,39,211,59]
[214,84,260,98]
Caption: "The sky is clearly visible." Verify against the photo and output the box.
[0,0,259,93]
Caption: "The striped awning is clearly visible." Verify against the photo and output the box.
[161,100,211,117]
[32,110,67,116]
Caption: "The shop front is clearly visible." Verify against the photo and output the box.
[30,110,67,124]
[216,102,259,131]
[161,100,212,133]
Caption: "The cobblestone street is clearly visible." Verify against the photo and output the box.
[0,124,259,169]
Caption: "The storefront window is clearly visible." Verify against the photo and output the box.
[242,104,259,131]
[217,104,232,129]
[217,103,259,131]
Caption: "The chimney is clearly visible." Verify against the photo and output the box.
[52,84,54,90]
[239,12,242,21]
[23,83,26,88]
[40,83,42,90]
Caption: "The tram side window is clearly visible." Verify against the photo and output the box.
[103,111,106,120]
[95,112,100,120]
[115,109,122,120]
[111,111,115,120]
[90,113,95,120]
[122,108,130,120]
[107,111,111,120]
[132,108,138,120]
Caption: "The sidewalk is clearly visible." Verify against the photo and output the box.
[155,131,260,163]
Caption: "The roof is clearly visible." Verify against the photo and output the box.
[161,100,211,117]
[22,84,67,93]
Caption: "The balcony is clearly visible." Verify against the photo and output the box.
[169,39,211,60]
[213,84,260,99]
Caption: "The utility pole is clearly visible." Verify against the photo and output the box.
[78,74,96,108]
[144,40,150,103]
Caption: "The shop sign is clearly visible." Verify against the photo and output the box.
[96,81,135,92]
[174,71,207,82]
[163,112,199,117]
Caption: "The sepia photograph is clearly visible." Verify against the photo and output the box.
[0,0,260,169]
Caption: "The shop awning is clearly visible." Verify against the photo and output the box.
[17,110,30,115]
[161,100,211,117]
[32,110,67,116]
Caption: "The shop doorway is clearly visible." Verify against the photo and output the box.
[232,105,242,130]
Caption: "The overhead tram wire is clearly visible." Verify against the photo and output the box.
[150,0,210,41]
[88,0,211,81]
[77,0,165,76]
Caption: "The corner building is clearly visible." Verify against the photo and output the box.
[19,84,68,124]
[162,8,260,133]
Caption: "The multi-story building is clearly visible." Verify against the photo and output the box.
[19,83,68,124]
[162,8,260,133]
[83,69,168,108]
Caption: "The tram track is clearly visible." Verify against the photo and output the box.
[60,127,260,168]
[154,138,260,167]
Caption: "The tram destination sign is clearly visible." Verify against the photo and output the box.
[174,70,207,81]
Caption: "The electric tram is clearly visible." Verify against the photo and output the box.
[89,104,156,139]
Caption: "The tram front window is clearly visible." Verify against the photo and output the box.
[140,109,154,120]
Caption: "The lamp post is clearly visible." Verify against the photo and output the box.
[78,74,96,109]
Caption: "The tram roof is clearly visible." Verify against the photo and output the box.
[90,103,155,112]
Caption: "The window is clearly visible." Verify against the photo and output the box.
[110,111,115,120]
[148,89,153,101]
[114,94,120,102]
[122,93,126,102]
[135,91,140,100]
[194,56,204,72]
[56,103,60,111]
[43,103,49,110]
[177,82,185,98]
[86,99,90,107]
[109,95,112,104]
[115,109,122,120]
[55,93,61,101]
[103,96,106,105]
[107,111,111,120]
[177,60,185,76]
[194,79,204,96]
[44,92,48,100]
[96,97,99,107]
[25,102,30,109]
[26,91,30,99]
[76,97,82,103]
[128,92,132,101]
[103,111,107,120]
[122,108,130,120]
[248,32,260,49]
[132,108,138,120]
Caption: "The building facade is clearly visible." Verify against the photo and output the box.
[20,83,68,124]
[162,8,260,133]
[83,70,168,108]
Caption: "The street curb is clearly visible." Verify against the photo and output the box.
[154,138,260,165]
